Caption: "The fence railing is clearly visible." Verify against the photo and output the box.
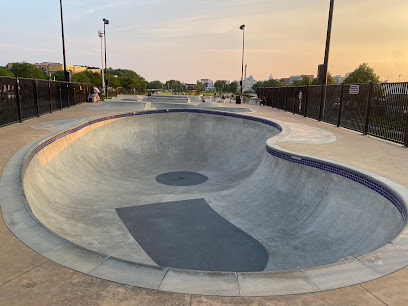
[0,76,92,127]
[257,82,408,147]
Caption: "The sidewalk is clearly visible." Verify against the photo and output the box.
[0,102,407,305]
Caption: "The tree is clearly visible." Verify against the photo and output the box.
[293,75,312,86]
[311,73,336,85]
[214,80,226,91]
[344,63,380,84]
[71,70,102,86]
[50,71,65,81]
[230,81,238,93]
[147,80,163,90]
[196,80,204,92]
[252,79,281,91]
[165,80,183,92]
[9,62,47,79]
[222,84,230,92]
[0,66,14,77]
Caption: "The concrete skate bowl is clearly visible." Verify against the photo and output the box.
[3,109,408,296]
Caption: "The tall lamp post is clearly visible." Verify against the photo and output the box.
[103,18,109,98]
[59,0,69,82]
[98,30,105,92]
[322,0,334,85]
[239,24,245,99]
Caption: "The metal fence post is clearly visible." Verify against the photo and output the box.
[293,85,297,114]
[59,82,63,110]
[363,81,374,135]
[404,112,408,147]
[337,83,344,127]
[73,85,76,106]
[284,86,288,111]
[33,79,39,117]
[271,87,274,108]
[15,77,22,122]
[318,84,324,121]
[48,80,52,113]
[277,87,281,109]
[304,85,309,117]
[67,83,70,108]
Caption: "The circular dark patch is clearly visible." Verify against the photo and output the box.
[155,171,208,186]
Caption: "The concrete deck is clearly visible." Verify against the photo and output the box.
[0,98,407,304]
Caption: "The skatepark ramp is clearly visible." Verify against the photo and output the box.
[21,109,406,273]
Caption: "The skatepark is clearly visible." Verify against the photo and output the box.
[1,97,408,303]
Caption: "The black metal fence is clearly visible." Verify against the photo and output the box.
[257,82,408,146]
[0,77,92,127]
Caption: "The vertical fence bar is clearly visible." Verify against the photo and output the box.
[48,80,53,113]
[67,83,70,108]
[271,87,274,107]
[284,86,288,111]
[293,85,297,114]
[73,85,76,106]
[363,82,374,135]
[59,83,63,110]
[318,84,325,121]
[15,77,22,122]
[33,79,40,117]
[404,112,408,147]
[277,87,281,109]
[337,83,344,127]
[304,85,309,117]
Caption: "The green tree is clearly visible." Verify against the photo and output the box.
[71,70,102,86]
[9,62,47,79]
[344,63,380,84]
[295,76,312,86]
[50,70,65,81]
[252,79,282,91]
[147,80,163,90]
[0,66,14,77]
[105,68,146,92]
[214,80,226,91]
[223,84,230,92]
[196,80,204,91]
[106,74,121,88]
[230,81,238,93]
[311,73,336,85]
[165,80,183,92]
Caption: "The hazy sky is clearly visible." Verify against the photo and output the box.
[1,0,407,83]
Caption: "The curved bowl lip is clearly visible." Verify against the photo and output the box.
[1,108,408,297]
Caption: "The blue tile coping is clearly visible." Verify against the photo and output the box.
[1,108,408,296]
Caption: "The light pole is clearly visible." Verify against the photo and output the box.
[98,30,105,93]
[322,0,334,85]
[59,0,69,82]
[240,24,245,100]
[103,18,109,98]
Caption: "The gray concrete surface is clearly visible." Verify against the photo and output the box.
[20,110,406,275]
[0,103,408,302]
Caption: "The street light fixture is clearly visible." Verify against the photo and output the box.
[239,24,245,101]
[103,18,109,98]
[98,30,105,92]
[59,0,69,82]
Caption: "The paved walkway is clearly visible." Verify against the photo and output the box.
[0,101,407,305]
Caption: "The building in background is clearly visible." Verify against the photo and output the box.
[333,75,344,84]
[200,78,215,91]
[243,75,257,92]
[7,62,101,76]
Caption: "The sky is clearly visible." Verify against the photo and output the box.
[0,0,407,83]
